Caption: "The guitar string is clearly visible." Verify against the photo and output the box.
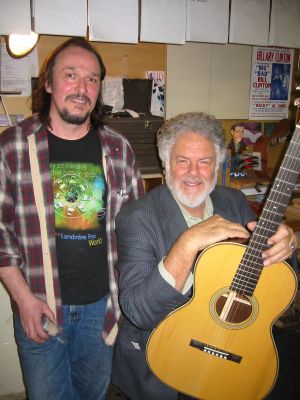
[241,131,300,293]
[225,129,300,325]
[228,132,300,324]
[238,133,300,294]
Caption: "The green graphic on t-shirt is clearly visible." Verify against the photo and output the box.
[51,162,106,231]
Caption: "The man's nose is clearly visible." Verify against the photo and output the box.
[188,162,198,175]
[77,77,87,93]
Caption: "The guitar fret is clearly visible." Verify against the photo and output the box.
[231,126,299,296]
[232,262,262,291]
[277,165,300,174]
[233,274,260,286]
[249,242,270,252]
[234,274,260,283]
[265,201,291,211]
[270,182,294,191]
[268,191,293,199]
[241,258,263,269]
[230,283,255,295]
[266,197,291,206]
[267,193,293,202]
[256,216,281,227]
[233,279,258,288]
[274,172,298,179]
[235,267,261,277]
[233,282,256,291]
[254,225,278,234]
[233,276,258,287]
[284,153,299,160]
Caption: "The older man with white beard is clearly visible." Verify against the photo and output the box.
[112,112,298,400]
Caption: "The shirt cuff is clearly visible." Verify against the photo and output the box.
[158,258,193,295]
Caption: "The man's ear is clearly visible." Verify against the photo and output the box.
[45,80,52,93]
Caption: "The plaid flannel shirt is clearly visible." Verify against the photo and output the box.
[0,115,144,345]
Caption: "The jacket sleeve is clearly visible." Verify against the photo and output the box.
[116,203,189,331]
[0,146,23,268]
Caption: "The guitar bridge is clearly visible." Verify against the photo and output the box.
[190,339,242,364]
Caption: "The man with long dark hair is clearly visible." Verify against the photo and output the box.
[0,37,144,400]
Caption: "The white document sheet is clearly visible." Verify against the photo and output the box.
[186,0,229,44]
[102,77,124,112]
[229,0,270,46]
[269,0,300,49]
[88,0,138,44]
[140,0,186,44]
[0,0,31,35]
[0,44,39,97]
[34,0,87,36]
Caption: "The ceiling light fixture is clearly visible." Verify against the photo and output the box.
[6,30,39,58]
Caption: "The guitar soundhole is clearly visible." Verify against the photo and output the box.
[216,291,252,324]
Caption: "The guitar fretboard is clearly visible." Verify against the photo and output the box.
[231,126,300,297]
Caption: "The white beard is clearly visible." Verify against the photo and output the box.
[165,169,217,209]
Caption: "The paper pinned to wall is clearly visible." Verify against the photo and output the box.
[0,44,39,97]
[0,0,31,35]
[34,0,87,36]
[269,0,300,49]
[186,0,229,44]
[229,0,270,46]
[89,0,138,44]
[140,0,186,44]
[102,77,124,112]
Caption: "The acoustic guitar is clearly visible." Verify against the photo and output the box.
[147,116,300,399]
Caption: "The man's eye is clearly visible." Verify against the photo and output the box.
[199,160,211,165]
[87,77,99,84]
[65,73,75,79]
[177,159,188,166]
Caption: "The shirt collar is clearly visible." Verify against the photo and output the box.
[175,196,214,227]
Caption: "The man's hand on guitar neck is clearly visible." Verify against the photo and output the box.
[247,221,298,266]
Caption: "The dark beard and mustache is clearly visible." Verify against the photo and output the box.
[59,94,92,125]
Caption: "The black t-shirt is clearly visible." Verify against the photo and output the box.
[48,129,109,305]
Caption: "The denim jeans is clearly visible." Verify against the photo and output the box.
[14,295,113,400]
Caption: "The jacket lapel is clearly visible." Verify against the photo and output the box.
[157,185,188,251]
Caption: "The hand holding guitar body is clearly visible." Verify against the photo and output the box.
[164,214,296,292]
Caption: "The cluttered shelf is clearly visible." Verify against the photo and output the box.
[229,174,300,231]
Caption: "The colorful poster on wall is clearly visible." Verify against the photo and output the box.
[249,46,294,120]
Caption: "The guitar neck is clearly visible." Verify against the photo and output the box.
[231,126,300,296]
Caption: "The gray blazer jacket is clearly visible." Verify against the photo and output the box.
[112,184,255,400]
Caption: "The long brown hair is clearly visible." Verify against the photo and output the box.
[31,37,106,129]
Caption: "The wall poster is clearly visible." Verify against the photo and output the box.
[249,46,294,120]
